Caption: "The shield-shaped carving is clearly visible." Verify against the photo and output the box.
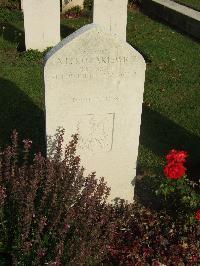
[75,113,115,154]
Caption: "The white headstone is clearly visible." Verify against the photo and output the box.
[93,0,128,41]
[44,24,146,202]
[23,0,60,51]
[62,0,84,12]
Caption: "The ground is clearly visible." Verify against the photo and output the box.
[0,7,200,194]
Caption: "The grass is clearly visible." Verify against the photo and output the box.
[0,8,200,179]
[171,0,200,11]
[126,9,200,175]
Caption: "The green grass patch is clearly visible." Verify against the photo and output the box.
[0,8,199,175]
[127,10,200,174]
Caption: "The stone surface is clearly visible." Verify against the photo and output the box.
[62,0,84,12]
[153,0,200,20]
[44,24,146,201]
[93,0,128,41]
[23,0,60,51]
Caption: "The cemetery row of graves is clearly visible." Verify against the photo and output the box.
[0,0,200,264]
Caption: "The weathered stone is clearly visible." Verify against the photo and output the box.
[44,24,146,201]
[23,0,60,51]
[93,0,128,41]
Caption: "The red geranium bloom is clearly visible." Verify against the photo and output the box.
[166,149,188,164]
[163,162,186,179]
[195,210,200,220]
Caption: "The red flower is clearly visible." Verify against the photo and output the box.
[195,210,200,220]
[166,149,188,164]
[163,162,186,179]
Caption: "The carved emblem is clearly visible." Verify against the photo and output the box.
[76,113,115,154]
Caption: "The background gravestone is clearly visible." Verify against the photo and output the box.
[62,0,84,12]
[93,0,128,41]
[23,0,60,51]
[44,23,146,201]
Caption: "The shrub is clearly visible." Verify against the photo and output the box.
[104,204,200,265]
[64,5,82,19]
[157,149,200,223]
[128,0,141,6]
[0,0,21,10]
[83,0,93,11]
[0,131,199,265]
[0,7,22,22]
[0,129,114,264]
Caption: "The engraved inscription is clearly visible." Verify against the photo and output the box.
[50,71,131,80]
[75,114,115,154]
[72,96,119,103]
[48,52,134,81]
[54,56,128,65]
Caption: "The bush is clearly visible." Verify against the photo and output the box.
[105,204,200,265]
[128,0,141,6]
[0,7,22,22]
[0,130,113,264]
[156,149,200,223]
[0,0,21,10]
[83,0,93,11]
[64,5,82,19]
[0,130,199,265]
